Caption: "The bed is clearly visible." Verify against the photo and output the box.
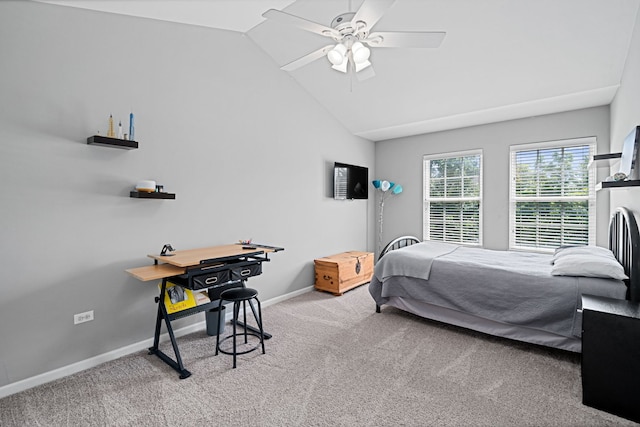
[369,207,640,352]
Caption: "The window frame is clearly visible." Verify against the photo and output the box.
[423,149,483,246]
[508,137,596,252]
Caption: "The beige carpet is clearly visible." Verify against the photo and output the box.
[0,285,634,426]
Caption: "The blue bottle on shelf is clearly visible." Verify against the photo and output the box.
[129,112,135,141]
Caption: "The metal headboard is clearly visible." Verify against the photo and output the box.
[378,236,421,261]
[609,207,640,302]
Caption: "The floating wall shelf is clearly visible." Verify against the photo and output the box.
[590,152,640,190]
[596,180,640,191]
[588,153,622,169]
[130,191,176,199]
[87,135,138,149]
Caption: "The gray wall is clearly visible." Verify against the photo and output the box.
[610,7,640,219]
[375,107,611,252]
[0,2,374,389]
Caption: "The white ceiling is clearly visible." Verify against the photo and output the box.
[38,0,640,141]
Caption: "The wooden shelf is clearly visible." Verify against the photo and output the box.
[87,135,138,149]
[125,264,185,281]
[596,180,640,191]
[130,191,175,199]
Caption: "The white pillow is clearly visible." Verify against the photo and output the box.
[551,251,628,280]
[553,245,616,263]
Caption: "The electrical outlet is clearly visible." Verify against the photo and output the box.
[74,310,94,325]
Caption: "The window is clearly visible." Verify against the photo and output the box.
[423,150,483,245]
[509,138,595,251]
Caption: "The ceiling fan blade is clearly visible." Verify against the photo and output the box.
[366,31,446,48]
[281,45,334,71]
[351,0,396,29]
[262,9,340,39]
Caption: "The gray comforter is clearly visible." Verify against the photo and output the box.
[370,243,627,338]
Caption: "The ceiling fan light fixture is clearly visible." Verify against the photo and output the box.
[351,41,371,64]
[331,59,349,73]
[327,43,347,66]
[354,59,372,72]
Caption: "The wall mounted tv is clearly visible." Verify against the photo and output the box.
[334,162,368,200]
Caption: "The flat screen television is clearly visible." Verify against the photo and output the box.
[334,162,368,200]
[619,126,640,180]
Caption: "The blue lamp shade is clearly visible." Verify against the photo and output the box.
[373,179,402,194]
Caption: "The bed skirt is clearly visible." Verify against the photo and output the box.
[378,295,582,353]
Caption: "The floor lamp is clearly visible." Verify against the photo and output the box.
[372,180,403,256]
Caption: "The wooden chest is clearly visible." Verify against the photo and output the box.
[314,251,374,295]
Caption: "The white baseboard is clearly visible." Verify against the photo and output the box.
[0,285,314,399]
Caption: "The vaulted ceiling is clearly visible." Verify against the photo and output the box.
[37,0,640,141]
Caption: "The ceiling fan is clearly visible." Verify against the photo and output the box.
[262,0,446,79]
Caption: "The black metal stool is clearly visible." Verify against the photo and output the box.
[215,287,265,368]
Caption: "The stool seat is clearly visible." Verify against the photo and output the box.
[220,287,258,302]
[215,286,265,368]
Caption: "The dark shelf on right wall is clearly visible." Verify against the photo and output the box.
[596,180,640,191]
[590,151,640,190]
[593,152,622,161]
[588,152,621,169]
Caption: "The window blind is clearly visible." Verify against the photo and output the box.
[424,151,482,245]
[509,138,595,251]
